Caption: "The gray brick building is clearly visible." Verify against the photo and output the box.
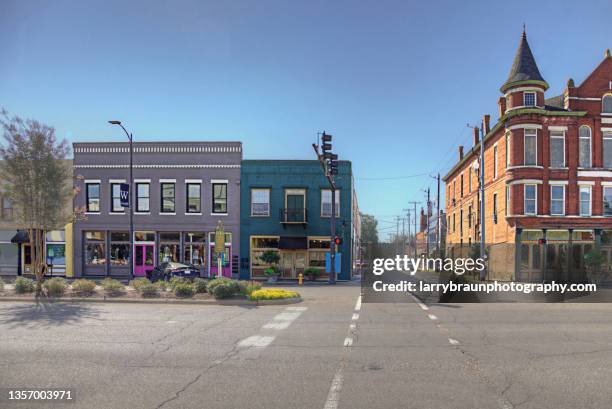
[72,141,241,278]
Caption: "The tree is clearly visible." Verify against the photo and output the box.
[0,109,72,287]
[360,213,379,261]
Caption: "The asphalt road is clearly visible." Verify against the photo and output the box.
[1,284,612,409]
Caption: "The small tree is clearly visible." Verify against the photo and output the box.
[259,250,281,276]
[0,109,72,287]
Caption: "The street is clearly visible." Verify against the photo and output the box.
[1,284,612,409]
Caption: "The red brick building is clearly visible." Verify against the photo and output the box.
[444,31,612,282]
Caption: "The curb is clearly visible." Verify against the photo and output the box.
[0,296,303,307]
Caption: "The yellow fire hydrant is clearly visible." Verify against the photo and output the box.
[298,273,303,285]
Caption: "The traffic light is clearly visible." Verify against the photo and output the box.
[328,158,338,175]
[321,132,332,157]
[334,236,342,246]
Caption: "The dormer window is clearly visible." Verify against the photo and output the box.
[524,92,536,107]
[603,94,612,114]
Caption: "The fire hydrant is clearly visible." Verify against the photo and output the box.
[298,273,303,285]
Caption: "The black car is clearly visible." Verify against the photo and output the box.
[148,262,200,281]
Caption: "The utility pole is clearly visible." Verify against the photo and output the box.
[435,173,441,254]
[426,188,430,256]
[406,201,419,258]
[467,123,487,280]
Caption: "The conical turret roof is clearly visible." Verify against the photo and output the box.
[500,30,548,93]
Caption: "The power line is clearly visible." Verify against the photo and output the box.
[356,172,429,181]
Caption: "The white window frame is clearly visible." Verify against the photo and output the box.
[579,185,592,216]
[85,181,101,214]
[549,131,566,168]
[135,182,150,213]
[505,132,510,168]
[604,186,612,216]
[524,184,537,215]
[550,184,565,216]
[321,189,340,217]
[493,144,498,179]
[524,129,537,166]
[506,185,510,216]
[579,126,592,168]
[251,188,270,217]
[523,92,536,107]
[603,94,612,114]
[603,131,612,169]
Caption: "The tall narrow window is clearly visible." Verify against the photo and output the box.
[524,129,537,166]
[550,131,565,168]
[212,183,227,214]
[1,196,13,220]
[524,92,536,107]
[86,183,100,212]
[110,183,124,213]
[505,132,510,168]
[579,186,591,216]
[136,183,150,212]
[493,145,498,179]
[468,204,472,228]
[186,183,201,213]
[459,209,463,236]
[524,185,536,215]
[550,185,565,216]
[460,174,464,197]
[468,167,472,193]
[604,187,612,216]
[453,213,456,233]
[506,186,510,216]
[604,132,612,168]
[251,188,270,216]
[493,193,498,224]
[579,126,592,168]
[603,95,612,114]
[321,189,340,217]
[161,183,175,213]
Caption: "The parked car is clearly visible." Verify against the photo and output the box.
[148,262,199,281]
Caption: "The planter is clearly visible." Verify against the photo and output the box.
[267,275,279,283]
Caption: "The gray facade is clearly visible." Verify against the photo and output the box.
[73,141,241,278]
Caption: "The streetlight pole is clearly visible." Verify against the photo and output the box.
[108,121,134,280]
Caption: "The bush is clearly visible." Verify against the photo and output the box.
[155,280,168,292]
[238,280,261,296]
[174,282,195,298]
[129,278,151,292]
[248,289,300,301]
[304,268,320,279]
[169,276,191,290]
[101,278,124,296]
[193,278,207,294]
[139,283,159,298]
[43,277,67,297]
[207,277,233,294]
[71,279,96,295]
[14,277,35,294]
[212,282,238,299]
[0,278,4,291]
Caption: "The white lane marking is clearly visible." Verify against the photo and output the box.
[286,306,307,311]
[166,320,178,324]
[272,311,302,322]
[324,367,344,409]
[238,335,276,348]
[448,338,460,346]
[263,321,291,330]
[417,302,429,311]
[354,295,362,311]
[428,314,438,321]
[349,323,356,331]
[351,313,359,321]
[343,337,353,347]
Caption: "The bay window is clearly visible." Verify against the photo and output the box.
[524,129,537,166]
[524,92,536,107]
[524,184,537,215]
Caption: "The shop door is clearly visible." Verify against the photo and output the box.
[134,244,155,277]
[280,251,307,279]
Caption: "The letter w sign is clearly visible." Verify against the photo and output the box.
[120,183,130,207]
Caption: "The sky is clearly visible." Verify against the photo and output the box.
[1,0,612,240]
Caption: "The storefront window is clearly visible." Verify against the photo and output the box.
[110,231,130,266]
[45,230,66,271]
[159,232,180,263]
[252,237,279,249]
[134,231,155,242]
[309,239,330,249]
[308,237,330,269]
[183,232,206,267]
[572,231,594,242]
[85,231,106,265]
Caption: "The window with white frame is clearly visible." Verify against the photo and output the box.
[186,183,201,213]
[579,186,592,216]
[550,185,565,216]
[550,131,565,168]
[86,182,100,212]
[524,184,537,215]
[579,126,592,168]
[493,145,498,179]
[604,132,612,168]
[212,183,228,214]
[506,186,510,216]
[524,129,537,166]
[251,188,270,216]
[603,95,612,114]
[110,183,124,213]
[321,189,340,217]
[604,186,612,216]
[136,183,150,212]
[524,92,536,107]
[505,132,510,168]
[468,167,472,192]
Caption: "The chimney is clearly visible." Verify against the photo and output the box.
[498,97,506,117]
[473,127,479,146]
[458,145,464,161]
[483,114,491,135]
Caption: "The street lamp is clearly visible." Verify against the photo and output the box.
[108,120,134,280]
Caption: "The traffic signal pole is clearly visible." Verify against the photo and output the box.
[330,182,336,284]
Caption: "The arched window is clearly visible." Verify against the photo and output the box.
[579,126,592,168]
[603,95,612,114]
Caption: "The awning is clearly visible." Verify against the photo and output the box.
[11,230,29,244]
[278,236,308,250]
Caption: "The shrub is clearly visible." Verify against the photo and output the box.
[304,268,320,279]
[264,266,281,277]
[71,279,96,295]
[14,277,35,294]
[169,276,191,290]
[129,278,151,292]
[155,280,168,292]
[238,280,261,296]
[207,277,233,294]
[139,283,159,298]
[0,278,4,291]
[248,289,300,301]
[43,277,67,297]
[212,282,238,299]
[101,278,124,296]
[193,278,207,294]
[174,282,195,298]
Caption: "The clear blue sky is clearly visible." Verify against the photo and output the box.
[1,0,611,239]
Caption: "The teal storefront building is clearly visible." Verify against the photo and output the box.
[240,160,359,281]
